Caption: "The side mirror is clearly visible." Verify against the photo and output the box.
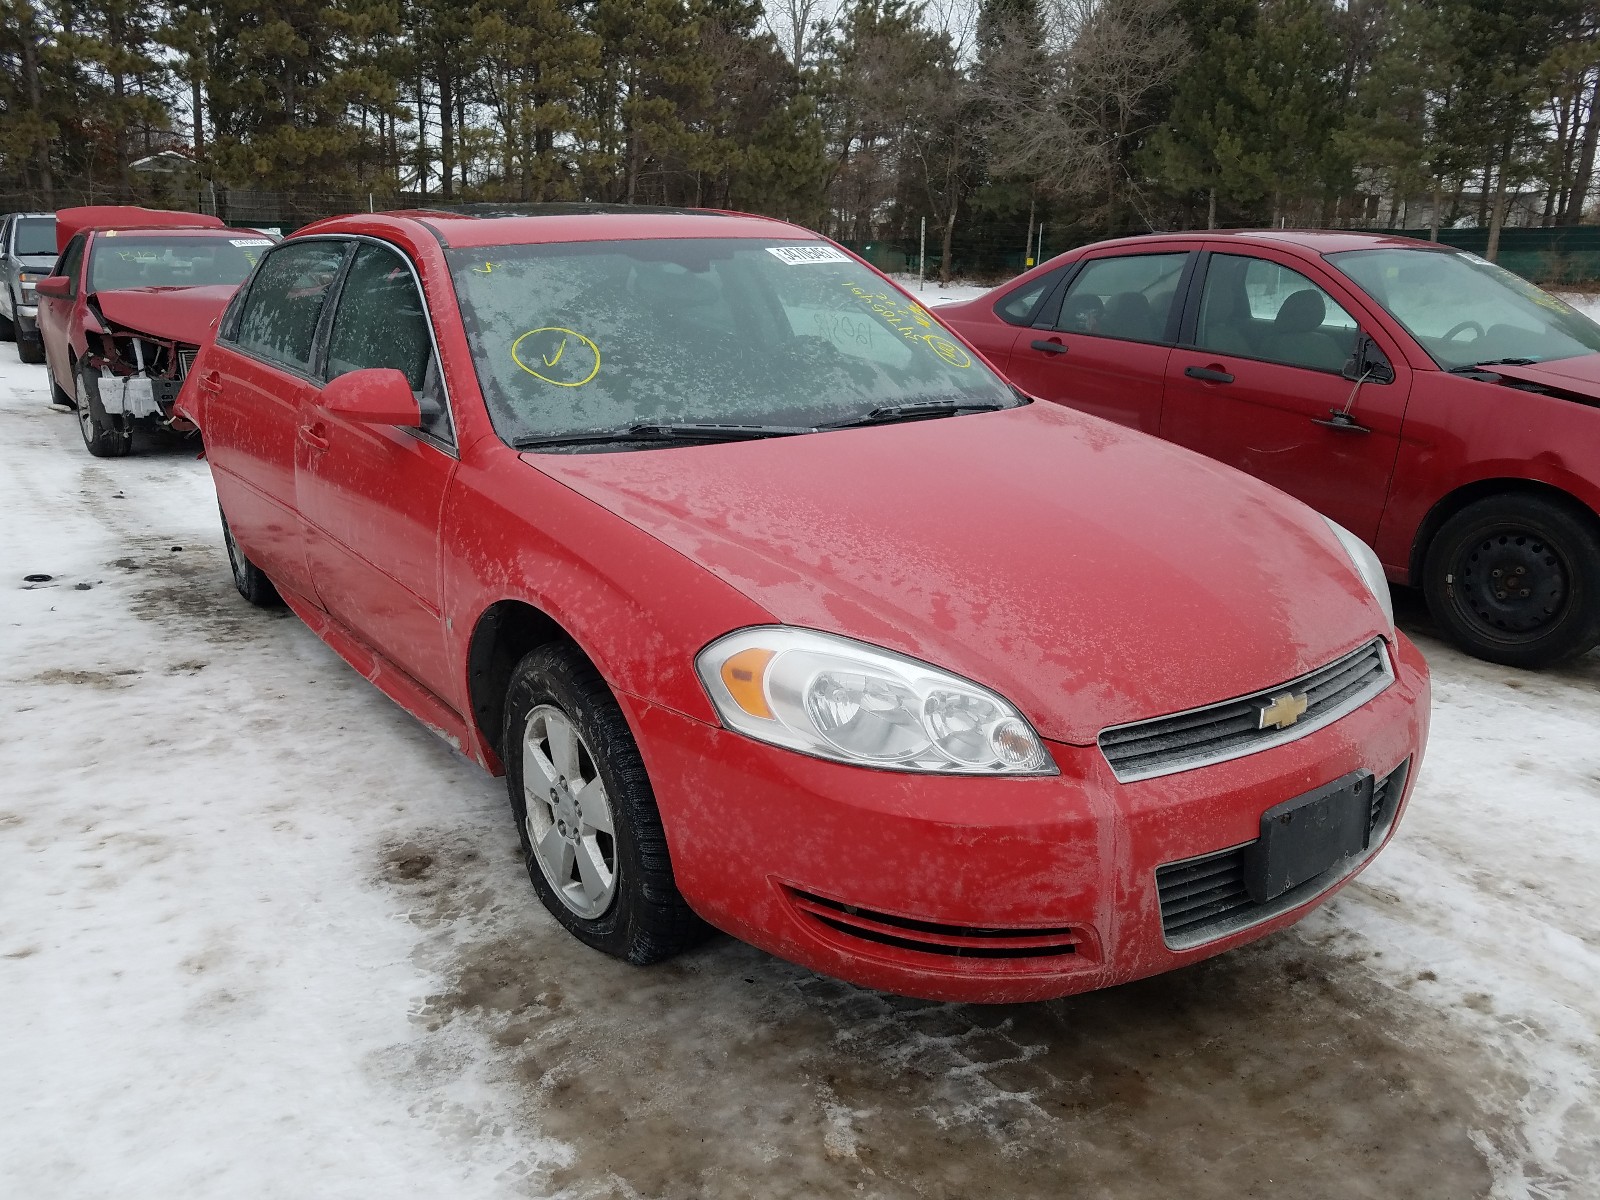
[1342,333,1395,385]
[319,368,422,427]
[33,275,70,300]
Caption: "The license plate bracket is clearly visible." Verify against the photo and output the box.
[1243,771,1373,904]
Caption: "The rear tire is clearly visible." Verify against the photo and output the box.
[503,642,707,964]
[1423,494,1600,668]
[18,337,44,364]
[76,364,133,457]
[42,348,74,408]
[220,506,283,608]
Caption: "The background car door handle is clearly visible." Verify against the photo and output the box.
[1312,411,1372,434]
[1184,365,1234,384]
[298,423,329,451]
[1030,339,1069,355]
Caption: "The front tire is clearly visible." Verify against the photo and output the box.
[503,643,705,963]
[76,364,133,457]
[0,310,14,341]
[17,337,44,364]
[1424,494,1600,668]
[220,506,283,608]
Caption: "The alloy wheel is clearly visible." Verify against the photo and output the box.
[521,704,618,919]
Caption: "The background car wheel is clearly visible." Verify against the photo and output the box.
[17,337,45,364]
[0,311,14,341]
[220,506,283,608]
[503,642,706,964]
[75,364,133,458]
[1424,493,1600,668]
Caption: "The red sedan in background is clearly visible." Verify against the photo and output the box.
[34,206,273,456]
[939,231,1600,667]
[176,208,1428,1002]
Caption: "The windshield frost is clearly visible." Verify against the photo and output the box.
[446,238,1015,444]
[1330,247,1600,370]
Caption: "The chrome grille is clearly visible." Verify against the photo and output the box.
[1155,758,1409,949]
[1099,639,1393,782]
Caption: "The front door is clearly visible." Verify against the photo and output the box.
[1161,250,1412,545]
[202,238,351,602]
[1003,249,1192,434]
[38,232,86,389]
[295,240,458,703]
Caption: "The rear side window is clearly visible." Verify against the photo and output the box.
[995,270,1062,326]
[1052,253,1188,343]
[233,241,348,373]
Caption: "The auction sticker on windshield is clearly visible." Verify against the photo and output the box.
[767,245,852,266]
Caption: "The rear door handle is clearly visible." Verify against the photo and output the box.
[1030,339,1069,355]
[298,422,329,451]
[1184,365,1234,384]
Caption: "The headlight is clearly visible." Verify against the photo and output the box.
[696,627,1054,774]
[1322,517,1394,630]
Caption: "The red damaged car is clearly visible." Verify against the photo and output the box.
[34,206,273,457]
[176,208,1429,1003]
[938,231,1600,667]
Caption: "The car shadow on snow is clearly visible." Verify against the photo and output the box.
[376,828,1523,1200]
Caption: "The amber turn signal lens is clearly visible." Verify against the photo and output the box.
[720,647,776,720]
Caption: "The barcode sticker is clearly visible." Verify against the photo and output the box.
[230,238,273,247]
[766,245,851,266]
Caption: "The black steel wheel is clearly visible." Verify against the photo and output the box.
[1424,494,1600,668]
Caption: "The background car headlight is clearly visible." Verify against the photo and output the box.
[696,627,1055,774]
[1322,516,1394,630]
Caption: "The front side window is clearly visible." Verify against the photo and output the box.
[1052,253,1188,343]
[88,235,264,292]
[326,243,451,441]
[446,238,1017,446]
[232,241,348,374]
[55,235,87,293]
[14,217,57,257]
[1195,254,1358,373]
[1330,247,1600,370]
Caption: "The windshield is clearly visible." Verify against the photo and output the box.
[14,217,55,257]
[1329,247,1600,370]
[445,237,1016,446]
[89,234,268,292]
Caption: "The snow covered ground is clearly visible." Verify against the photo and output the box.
[2,342,1598,1199]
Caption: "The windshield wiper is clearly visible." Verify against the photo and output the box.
[1448,357,1539,374]
[822,400,1011,430]
[514,421,811,450]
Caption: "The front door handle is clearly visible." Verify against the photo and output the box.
[198,371,222,396]
[298,422,329,451]
[1312,411,1372,434]
[1184,365,1234,384]
[1030,338,1069,355]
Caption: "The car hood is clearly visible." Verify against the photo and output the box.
[1486,352,1600,400]
[90,284,237,345]
[528,404,1388,745]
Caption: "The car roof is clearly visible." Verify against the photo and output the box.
[1079,229,1454,256]
[297,204,816,250]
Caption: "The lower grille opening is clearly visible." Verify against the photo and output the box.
[789,889,1083,960]
[1155,758,1411,949]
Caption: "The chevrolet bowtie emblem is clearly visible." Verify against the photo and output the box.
[1258,692,1310,730]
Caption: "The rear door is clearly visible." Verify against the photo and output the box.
[200,238,351,602]
[1160,248,1411,544]
[295,240,458,701]
[1003,249,1193,434]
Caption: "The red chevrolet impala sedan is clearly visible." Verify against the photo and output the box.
[938,231,1600,668]
[176,208,1429,1003]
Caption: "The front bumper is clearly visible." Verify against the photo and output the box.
[621,633,1430,1003]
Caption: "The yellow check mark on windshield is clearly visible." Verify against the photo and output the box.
[543,338,568,368]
